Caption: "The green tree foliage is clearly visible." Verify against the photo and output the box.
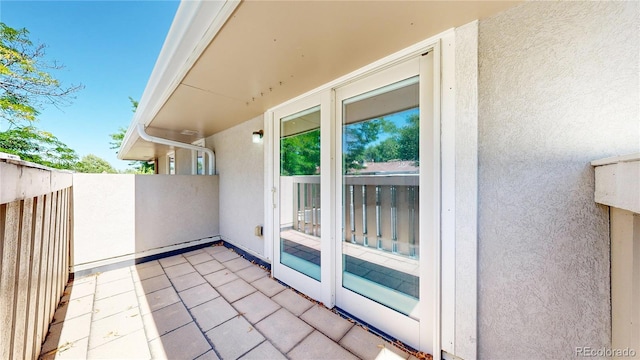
[280,112,420,176]
[127,97,139,111]
[109,126,125,151]
[0,23,87,170]
[109,125,155,174]
[134,161,154,174]
[75,154,117,173]
[0,22,82,126]
[280,129,320,175]
[363,137,400,163]
[277,109,420,175]
[362,113,419,165]
[109,97,154,174]
[397,114,419,163]
[343,119,383,171]
[0,126,78,169]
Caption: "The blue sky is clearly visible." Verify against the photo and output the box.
[0,0,180,170]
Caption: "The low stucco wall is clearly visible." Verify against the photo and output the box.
[72,174,219,272]
[72,174,136,268]
[135,175,219,251]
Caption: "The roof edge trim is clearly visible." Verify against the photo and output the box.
[119,0,241,160]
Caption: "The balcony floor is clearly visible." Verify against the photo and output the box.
[40,245,418,359]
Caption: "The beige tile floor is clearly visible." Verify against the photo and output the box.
[39,245,421,360]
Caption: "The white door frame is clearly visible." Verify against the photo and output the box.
[269,92,334,307]
[333,55,424,350]
[264,30,456,358]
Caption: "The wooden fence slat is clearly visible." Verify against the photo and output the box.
[51,190,64,310]
[12,198,34,359]
[63,188,69,287]
[49,191,60,314]
[64,188,70,287]
[59,190,66,297]
[0,201,22,360]
[26,196,44,360]
[56,190,65,309]
[0,204,4,359]
[36,193,53,348]
[1,159,73,359]
[59,190,68,300]
[44,191,58,329]
[64,189,70,290]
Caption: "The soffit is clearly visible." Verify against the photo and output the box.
[129,0,518,159]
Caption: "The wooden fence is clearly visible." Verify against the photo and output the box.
[0,158,72,360]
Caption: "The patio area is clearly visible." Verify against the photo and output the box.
[39,244,420,360]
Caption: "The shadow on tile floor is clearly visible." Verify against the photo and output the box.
[40,245,425,360]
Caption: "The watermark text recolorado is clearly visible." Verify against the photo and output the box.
[575,347,636,357]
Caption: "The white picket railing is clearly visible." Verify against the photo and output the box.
[283,175,419,258]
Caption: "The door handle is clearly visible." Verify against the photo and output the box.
[272,187,277,208]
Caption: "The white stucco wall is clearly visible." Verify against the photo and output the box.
[72,174,220,272]
[477,1,639,358]
[206,115,265,259]
[72,174,136,267]
[453,20,479,360]
[135,175,219,251]
[157,154,169,175]
[175,148,193,175]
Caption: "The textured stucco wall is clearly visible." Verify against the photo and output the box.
[478,1,639,358]
[206,115,265,259]
[135,175,219,251]
[72,174,136,266]
[454,20,478,360]
[175,147,192,175]
[72,174,219,270]
[157,153,169,174]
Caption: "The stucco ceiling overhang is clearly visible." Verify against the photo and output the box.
[120,0,519,161]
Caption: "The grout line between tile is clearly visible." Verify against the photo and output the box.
[84,275,97,356]
[234,339,268,360]
[86,271,146,354]
[284,327,315,357]
[173,275,224,359]
[202,259,289,359]
[214,302,284,359]
[130,265,155,358]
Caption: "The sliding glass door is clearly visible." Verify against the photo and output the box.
[334,57,423,347]
[279,106,322,280]
[340,76,420,315]
[272,94,330,302]
[270,51,437,351]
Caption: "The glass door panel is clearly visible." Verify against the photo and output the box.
[279,106,321,280]
[270,52,433,351]
[341,76,420,316]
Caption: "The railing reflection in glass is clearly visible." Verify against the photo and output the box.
[279,106,322,281]
[341,75,420,316]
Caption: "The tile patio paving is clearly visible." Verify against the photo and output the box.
[40,245,419,360]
